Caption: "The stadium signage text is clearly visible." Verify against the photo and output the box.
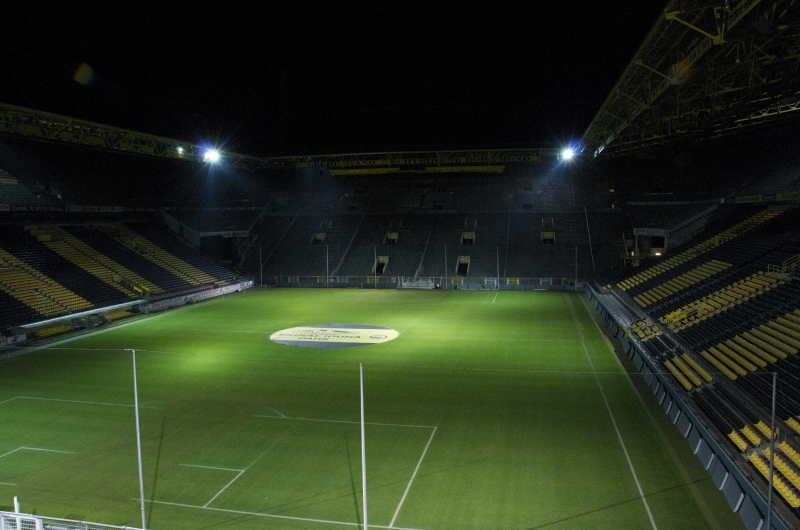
[270,324,399,348]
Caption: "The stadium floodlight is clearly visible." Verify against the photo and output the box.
[561,148,574,160]
[203,149,220,163]
[176,146,184,153]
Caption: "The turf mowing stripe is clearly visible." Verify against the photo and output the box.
[581,341,658,530]
[142,499,426,529]
[389,426,437,528]
[252,415,436,429]
[19,396,161,409]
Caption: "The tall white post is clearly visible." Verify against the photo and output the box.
[574,245,578,291]
[360,363,368,529]
[373,245,377,288]
[444,245,448,289]
[131,349,147,530]
[13,496,19,513]
[326,245,329,288]
[259,245,263,287]
[496,245,500,290]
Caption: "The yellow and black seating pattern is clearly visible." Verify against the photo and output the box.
[750,448,800,508]
[0,247,92,317]
[616,208,786,291]
[98,224,218,286]
[25,225,162,297]
[659,272,786,331]
[633,260,732,307]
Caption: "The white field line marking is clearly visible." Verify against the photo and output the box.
[252,415,436,429]
[0,447,75,459]
[202,430,293,508]
[579,296,725,530]
[0,482,16,486]
[0,396,22,406]
[265,407,286,418]
[407,336,578,342]
[581,342,658,530]
[20,447,75,454]
[491,291,499,304]
[0,448,21,459]
[19,396,160,409]
[204,470,245,508]
[389,426,437,528]
[141,499,425,530]
[180,464,243,472]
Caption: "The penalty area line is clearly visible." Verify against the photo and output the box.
[140,499,425,530]
[581,342,658,530]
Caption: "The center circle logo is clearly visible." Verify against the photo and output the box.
[270,324,399,348]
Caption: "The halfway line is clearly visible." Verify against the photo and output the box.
[581,342,658,530]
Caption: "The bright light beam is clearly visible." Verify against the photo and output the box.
[203,149,220,163]
[562,148,574,161]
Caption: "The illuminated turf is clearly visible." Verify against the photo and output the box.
[0,289,744,529]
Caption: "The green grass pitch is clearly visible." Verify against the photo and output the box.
[0,289,745,530]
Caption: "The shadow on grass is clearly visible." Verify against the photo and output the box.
[344,430,362,528]
[523,475,718,529]
[147,416,166,528]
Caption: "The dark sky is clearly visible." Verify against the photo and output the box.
[1,1,665,157]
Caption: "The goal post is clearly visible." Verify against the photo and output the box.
[0,511,139,530]
[398,277,434,289]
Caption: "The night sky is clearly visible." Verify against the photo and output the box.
[2,2,665,157]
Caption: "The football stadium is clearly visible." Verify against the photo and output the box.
[2,2,800,530]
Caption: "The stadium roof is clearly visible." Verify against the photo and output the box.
[1,2,664,156]
[583,0,800,159]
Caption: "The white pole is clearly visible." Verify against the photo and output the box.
[13,496,19,513]
[131,349,147,530]
[444,244,448,289]
[326,245,329,288]
[259,245,263,287]
[373,245,377,288]
[496,245,500,290]
[574,245,578,291]
[360,363,368,530]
